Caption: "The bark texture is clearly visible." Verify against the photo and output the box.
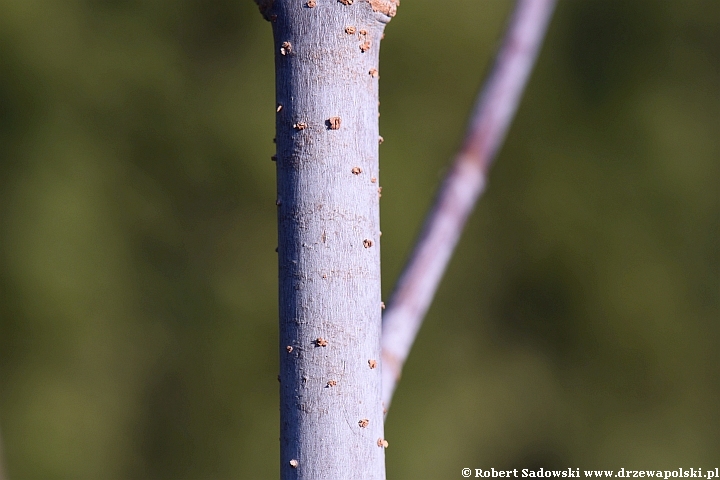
[260,1,394,478]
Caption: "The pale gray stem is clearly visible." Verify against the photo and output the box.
[381,0,557,411]
[264,0,398,478]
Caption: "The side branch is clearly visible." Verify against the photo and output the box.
[380,0,557,411]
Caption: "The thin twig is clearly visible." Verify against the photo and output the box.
[381,0,557,411]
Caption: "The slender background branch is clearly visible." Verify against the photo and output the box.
[381,0,557,411]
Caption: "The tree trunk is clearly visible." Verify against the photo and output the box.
[257,0,397,478]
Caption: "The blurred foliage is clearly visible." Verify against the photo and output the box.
[0,0,717,478]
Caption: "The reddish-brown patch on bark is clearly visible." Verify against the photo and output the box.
[382,350,401,381]
[367,0,399,17]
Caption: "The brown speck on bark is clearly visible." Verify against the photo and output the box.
[306,0,316,6]
[345,26,357,34]
[369,68,379,78]
[316,337,328,347]
[294,122,307,130]
[380,301,385,309]
[328,117,341,130]
[280,41,292,55]
[359,29,368,36]
[377,186,382,197]
[370,177,377,183]
[321,231,327,243]
[326,380,337,387]
[360,40,371,52]
[289,459,299,468]
[338,0,353,4]
[378,136,384,144]
[358,418,370,428]
[363,239,373,248]
[377,438,389,448]
[368,359,377,369]
[351,167,362,175]
[286,345,293,353]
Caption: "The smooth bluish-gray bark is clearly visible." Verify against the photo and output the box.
[258,0,397,478]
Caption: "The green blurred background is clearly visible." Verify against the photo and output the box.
[0,0,718,478]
